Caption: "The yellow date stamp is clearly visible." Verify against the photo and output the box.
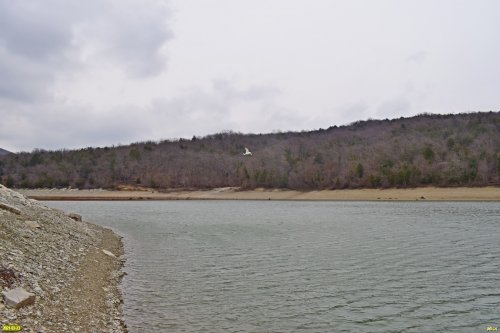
[2,324,22,332]
[487,326,498,331]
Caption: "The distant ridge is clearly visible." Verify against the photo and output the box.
[0,148,11,156]
[0,112,499,189]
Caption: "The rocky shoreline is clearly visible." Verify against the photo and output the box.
[0,185,126,332]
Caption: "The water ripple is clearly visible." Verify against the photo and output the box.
[47,200,500,333]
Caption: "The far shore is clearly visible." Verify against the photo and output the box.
[18,186,500,201]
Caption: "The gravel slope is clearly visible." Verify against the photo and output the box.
[0,185,126,332]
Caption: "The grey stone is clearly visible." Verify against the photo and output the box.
[102,249,116,258]
[0,202,21,215]
[2,287,35,309]
[68,213,82,221]
[25,220,41,228]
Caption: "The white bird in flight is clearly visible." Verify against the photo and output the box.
[242,147,252,156]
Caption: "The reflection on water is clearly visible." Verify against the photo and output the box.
[47,201,500,332]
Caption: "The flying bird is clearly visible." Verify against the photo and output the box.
[242,147,252,156]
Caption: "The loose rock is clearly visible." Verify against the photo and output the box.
[2,287,35,309]
[0,202,21,215]
[68,213,82,221]
[24,220,41,228]
[102,249,117,258]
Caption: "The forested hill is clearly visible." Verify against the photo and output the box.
[1,112,499,190]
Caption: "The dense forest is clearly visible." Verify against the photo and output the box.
[1,112,499,190]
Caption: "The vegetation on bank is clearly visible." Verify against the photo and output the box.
[1,112,499,190]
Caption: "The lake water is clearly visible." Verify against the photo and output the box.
[46,200,500,333]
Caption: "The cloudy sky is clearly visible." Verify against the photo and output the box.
[1,0,499,152]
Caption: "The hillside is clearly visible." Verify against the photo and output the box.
[0,112,499,190]
[0,148,11,156]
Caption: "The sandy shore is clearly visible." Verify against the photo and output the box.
[18,186,500,201]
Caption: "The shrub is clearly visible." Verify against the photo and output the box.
[423,146,435,163]
[355,163,364,178]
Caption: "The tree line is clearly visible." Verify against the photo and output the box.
[1,112,499,190]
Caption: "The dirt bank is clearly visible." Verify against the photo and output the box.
[18,186,500,201]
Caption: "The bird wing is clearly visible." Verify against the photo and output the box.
[245,147,250,153]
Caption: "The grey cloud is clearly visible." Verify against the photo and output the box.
[79,0,173,77]
[376,97,412,117]
[331,101,370,124]
[53,109,153,148]
[148,80,287,138]
[0,79,284,151]
[0,50,53,102]
[212,80,281,101]
[265,106,312,132]
[0,2,73,61]
[407,51,427,65]
[149,86,235,137]
[0,0,172,104]
[0,101,153,151]
[146,80,330,138]
[0,1,77,102]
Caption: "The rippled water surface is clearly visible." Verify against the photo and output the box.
[47,201,500,332]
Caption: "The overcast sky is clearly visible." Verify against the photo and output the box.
[1,0,499,152]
